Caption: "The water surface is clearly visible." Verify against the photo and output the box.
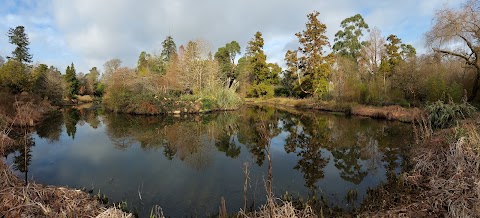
[5,105,412,217]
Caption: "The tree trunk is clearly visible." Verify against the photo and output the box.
[468,69,480,102]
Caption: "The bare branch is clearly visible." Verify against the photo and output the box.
[432,48,474,65]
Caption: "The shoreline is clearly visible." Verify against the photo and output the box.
[245,97,424,123]
[2,97,478,217]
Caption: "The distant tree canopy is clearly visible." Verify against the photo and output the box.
[0,8,476,110]
[333,14,369,62]
[7,26,32,64]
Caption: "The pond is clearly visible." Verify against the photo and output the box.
[5,105,413,217]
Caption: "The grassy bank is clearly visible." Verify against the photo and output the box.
[246,97,424,122]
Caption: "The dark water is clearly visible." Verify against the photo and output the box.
[4,105,412,217]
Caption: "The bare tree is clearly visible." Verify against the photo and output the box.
[103,58,122,81]
[427,0,480,101]
[179,40,219,91]
[360,27,385,76]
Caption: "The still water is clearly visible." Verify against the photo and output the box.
[5,105,412,217]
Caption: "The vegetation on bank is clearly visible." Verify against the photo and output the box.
[1,1,479,113]
[360,108,480,217]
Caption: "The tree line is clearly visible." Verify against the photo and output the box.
[0,0,478,108]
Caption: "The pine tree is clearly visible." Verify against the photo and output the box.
[65,63,79,100]
[287,11,333,97]
[7,26,32,63]
[161,35,177,62]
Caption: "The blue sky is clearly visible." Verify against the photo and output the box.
[0,0,463,73]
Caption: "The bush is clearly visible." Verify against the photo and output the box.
[248,83,274,98]
[213,88,242,110]
[426,100,476,129]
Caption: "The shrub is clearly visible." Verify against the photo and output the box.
[213,88,242,110]
[248,83,274,98]
[426,100,476,129]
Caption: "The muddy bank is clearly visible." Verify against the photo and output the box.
[246,97,424,122]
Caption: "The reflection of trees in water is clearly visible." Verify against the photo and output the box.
[5,128,36,184]
[36,107,101,142]
[282,114,330,192]
[213,114,241,158]
[12,132,34,173]
[237,106,281,166]
[326,117,410,184]
[101,106,411,188]
[103,112,242,170]
[280,111,411,192]
[78,108,100,129]
[103,114,138,149]
[64,108,80,140]
[36,111,63,142]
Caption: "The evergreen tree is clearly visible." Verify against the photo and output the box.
[286,11,333,97]
[161,35,177,62]
[385,34,402,75]
[64,63,79,100]
[333,14,369,63]
[245,32,277,98]
[7,26,32,64]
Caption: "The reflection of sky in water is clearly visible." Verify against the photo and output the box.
[6,107,412,217]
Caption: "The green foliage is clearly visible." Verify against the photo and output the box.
[137,51,165,75]
[161,35,177,62]
[0,60,30,93]
[333,14,369,61]
[426,100,476,129]
[7,26,32,63]
[248,83,275,98]
[215,41,241,86]
[137,51,149,75]
[211,87,243,110]
[64,63,79,100]
[286,11,332,97]
[246,32,270,84]
[94,82,105,97]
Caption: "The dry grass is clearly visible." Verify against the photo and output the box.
[77,95,94,103]
[246,97,424,122]
[96,207,133,218]
[361,116,480,217]
[244,97,315,108]
[0,160,133,218]
[239,198,316,218]
[351,105,424,122]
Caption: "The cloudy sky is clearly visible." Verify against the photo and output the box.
[0,0,463,73]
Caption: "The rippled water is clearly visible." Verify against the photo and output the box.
[5,105,412,217]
